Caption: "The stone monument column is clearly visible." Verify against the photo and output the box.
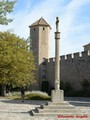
[55,17,60,90]
[51,17,64,102]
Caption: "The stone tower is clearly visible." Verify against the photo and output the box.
[29,17,51,65]
[29,18,51,89]
[83,43,90,55]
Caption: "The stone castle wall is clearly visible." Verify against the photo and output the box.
[46,50,90,91]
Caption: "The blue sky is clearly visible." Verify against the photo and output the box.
[0,0,90,57]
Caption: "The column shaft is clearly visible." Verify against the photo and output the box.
[55,32,60,90]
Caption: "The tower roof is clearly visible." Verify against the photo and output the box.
[29,17,51,29]
[83,43,90,47]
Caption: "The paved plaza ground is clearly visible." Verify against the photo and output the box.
[0,97,90,120]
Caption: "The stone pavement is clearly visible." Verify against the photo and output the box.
[0,97,90,120]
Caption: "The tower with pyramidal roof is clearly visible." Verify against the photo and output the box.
[29,18,51,89]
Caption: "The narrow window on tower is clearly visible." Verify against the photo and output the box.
[43,27,45,30]
[34,28,35,31]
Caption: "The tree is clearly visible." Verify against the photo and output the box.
[0,31,36,95]
[0,0,16,25]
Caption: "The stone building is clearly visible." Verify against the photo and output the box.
[29,18,90,91]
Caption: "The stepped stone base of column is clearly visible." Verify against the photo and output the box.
[30,101,85,117]
[51,89,64,102]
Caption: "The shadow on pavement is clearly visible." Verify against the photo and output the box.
[65,97,90,107]
[0,97,90,107]
[0,98,47,105]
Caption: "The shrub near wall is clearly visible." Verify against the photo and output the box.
[60,81,74,96]
[60,80,90,97]
[81,79,90,90]
[25,91,51,100]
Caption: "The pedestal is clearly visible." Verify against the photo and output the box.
[51,90,64,102]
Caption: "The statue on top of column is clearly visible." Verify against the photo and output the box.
[56,17,59,32]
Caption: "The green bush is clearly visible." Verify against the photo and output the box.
[25,91,51,100]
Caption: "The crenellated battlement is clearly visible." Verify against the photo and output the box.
[73,52,80,58]
[47,57,55,63]
[46,50,90,63]
[66,54,72,59]
[60,50,89,60]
